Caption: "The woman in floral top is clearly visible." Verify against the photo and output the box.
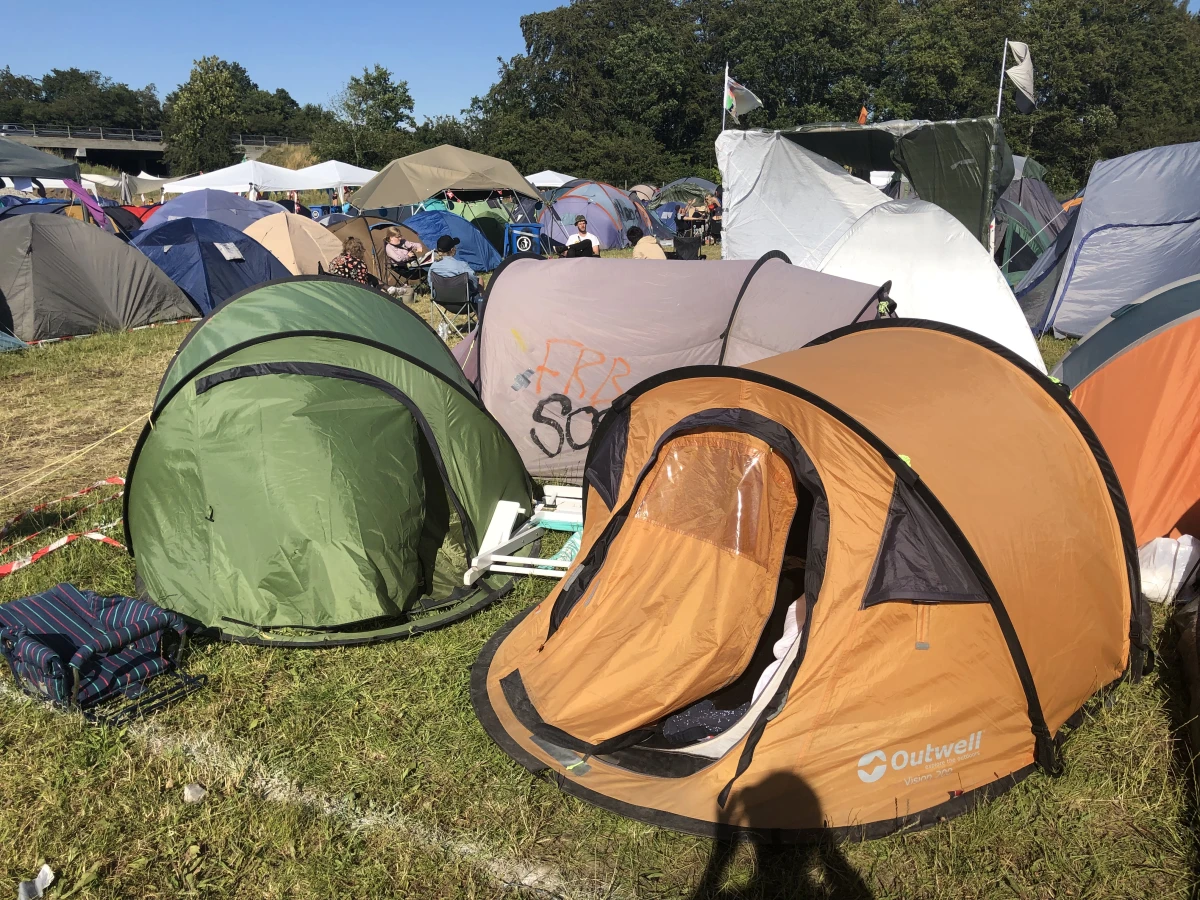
[329,236,370,284]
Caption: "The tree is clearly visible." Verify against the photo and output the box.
[163,57,245,173]
[312,65,417,167]
[0,66,161,129]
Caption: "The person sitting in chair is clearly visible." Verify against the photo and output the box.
[328,236,371,284]
[385,227,426,272]
[627,226,666,260]
[428,235,481,299]
[564,215,601,256]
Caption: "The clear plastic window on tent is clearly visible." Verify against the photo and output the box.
[633,433,790,568]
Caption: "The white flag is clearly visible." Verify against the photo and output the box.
[724,74,763,124]
[1005,41,1036,113]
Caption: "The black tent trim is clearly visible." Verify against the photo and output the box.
[581,367,1052,776]
[471,603,1036,842]
[804,317,1147,684]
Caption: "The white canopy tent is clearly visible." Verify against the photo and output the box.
[292,160,379,203]
[293,160,378,190]
[717,129,1045,372]
[525,170,575,190]
[162,160,314,196]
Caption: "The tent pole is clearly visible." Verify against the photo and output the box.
[721,61,729,132]
[995,39,1008,118]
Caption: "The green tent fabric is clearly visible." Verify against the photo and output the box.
[455,199,511,252]
[125,276,535,645]
[891,119,1014,246]
[0,138,80,181]
[784,118,1014,246]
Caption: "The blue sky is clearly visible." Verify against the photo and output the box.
[4,0,562,121]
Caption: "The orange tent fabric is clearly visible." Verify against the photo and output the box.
[473,321,1145,840]
[1071,314,1200,543]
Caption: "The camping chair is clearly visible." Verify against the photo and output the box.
[429,272,478,339]
[0,583,204,725]
[672,234,703,260]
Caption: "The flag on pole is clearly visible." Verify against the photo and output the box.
[857,106,869,125]
[724,73,763,124]
[1005,41,1036,113]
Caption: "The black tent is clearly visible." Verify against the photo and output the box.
[0,138,80,181]
[0,214,196,341]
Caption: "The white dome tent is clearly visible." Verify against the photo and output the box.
[717,129,1045,372]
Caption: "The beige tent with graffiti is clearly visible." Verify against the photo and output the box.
[244,212,344,276]
[473,321,1147,839]
[455,254,890,479]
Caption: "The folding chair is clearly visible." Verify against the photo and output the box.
[429,271,478,339]
[0,583,205,725]
[672,234,703,260]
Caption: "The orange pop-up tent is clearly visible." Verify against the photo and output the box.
[473,320,1147,840]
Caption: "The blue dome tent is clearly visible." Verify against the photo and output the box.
[132,217,290,314]
[149,190,285,232]
[402,210,502,271]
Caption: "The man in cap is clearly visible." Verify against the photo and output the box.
[428,234,481,300]
[565,214,601,256]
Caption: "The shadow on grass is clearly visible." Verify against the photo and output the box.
[1154,612,1200,900]
[689,772,873,900]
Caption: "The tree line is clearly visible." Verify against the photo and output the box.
[5,0,1200,193]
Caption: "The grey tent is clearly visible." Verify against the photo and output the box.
[1013,204,1079,328]
[784,118,1014,246]
[0,138,80,181]
[452,254,889,479]
[994,171,1068,286]
[0,215,197,342]
[1025,140,1200,337]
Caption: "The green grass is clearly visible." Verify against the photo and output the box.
[1,330,1197,899]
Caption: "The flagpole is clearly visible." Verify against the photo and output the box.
[995,38,1009,118]
[722,61,729,132]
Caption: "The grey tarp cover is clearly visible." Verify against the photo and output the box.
[0,138,80,181]
[783,118,1014,245]
[457,255,884,479]
[1053,275,1200,386]
[0,214,196,341]
[1031,140,1200,337]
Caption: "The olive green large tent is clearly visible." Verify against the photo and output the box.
[351,145,541,209]
[124,276,535,645]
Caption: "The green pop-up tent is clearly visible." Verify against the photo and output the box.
[124,276,535,645]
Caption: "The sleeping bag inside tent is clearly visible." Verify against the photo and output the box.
[124,277,535,645]
[473,321,1146,839]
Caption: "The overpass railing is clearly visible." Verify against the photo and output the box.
[0,124,309,146]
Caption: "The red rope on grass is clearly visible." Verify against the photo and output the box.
[0,521,125,579]
[0,477,125,540]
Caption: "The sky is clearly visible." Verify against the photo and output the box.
[4,0,562,121]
